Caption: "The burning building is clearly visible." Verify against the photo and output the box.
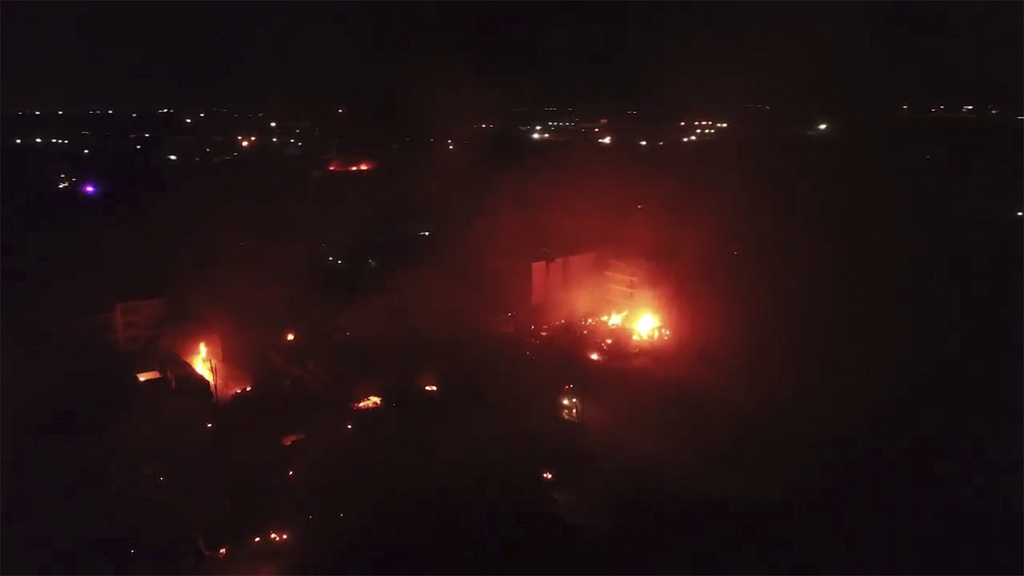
[529,250,675,356]
[530,251,668,324]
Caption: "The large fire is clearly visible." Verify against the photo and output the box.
[590,310,667,342]
[192,342,215,384]
[632,312,663,341]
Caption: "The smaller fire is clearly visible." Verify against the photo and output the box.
[587,352,602,361]
[353,395,383,410]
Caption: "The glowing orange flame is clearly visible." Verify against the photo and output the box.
[353,395,382,410]
[192,342,214,384]
[587,352,601,361]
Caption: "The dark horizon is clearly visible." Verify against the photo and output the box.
[3,2,1021,116]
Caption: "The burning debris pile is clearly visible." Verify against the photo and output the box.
[584,310,668,342]
[533,309,672,361]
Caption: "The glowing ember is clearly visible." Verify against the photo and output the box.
[607,311,627,327]
[136,370,162,382]
[285,332,295,341]
[192,342,215,384]
[353,395,383,410]
[282,433,306,446]
[587,352,601,361]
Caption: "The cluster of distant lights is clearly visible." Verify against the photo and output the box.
[680,121,728,127]
[14,137,71,144]
[54,172,97,196]
[899,103,1006,115]
[13,110,314,164]
[680,121,729,142]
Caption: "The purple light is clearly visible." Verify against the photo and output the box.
[82,183,97,195]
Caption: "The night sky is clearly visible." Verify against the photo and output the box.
[2,2,1022,114]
